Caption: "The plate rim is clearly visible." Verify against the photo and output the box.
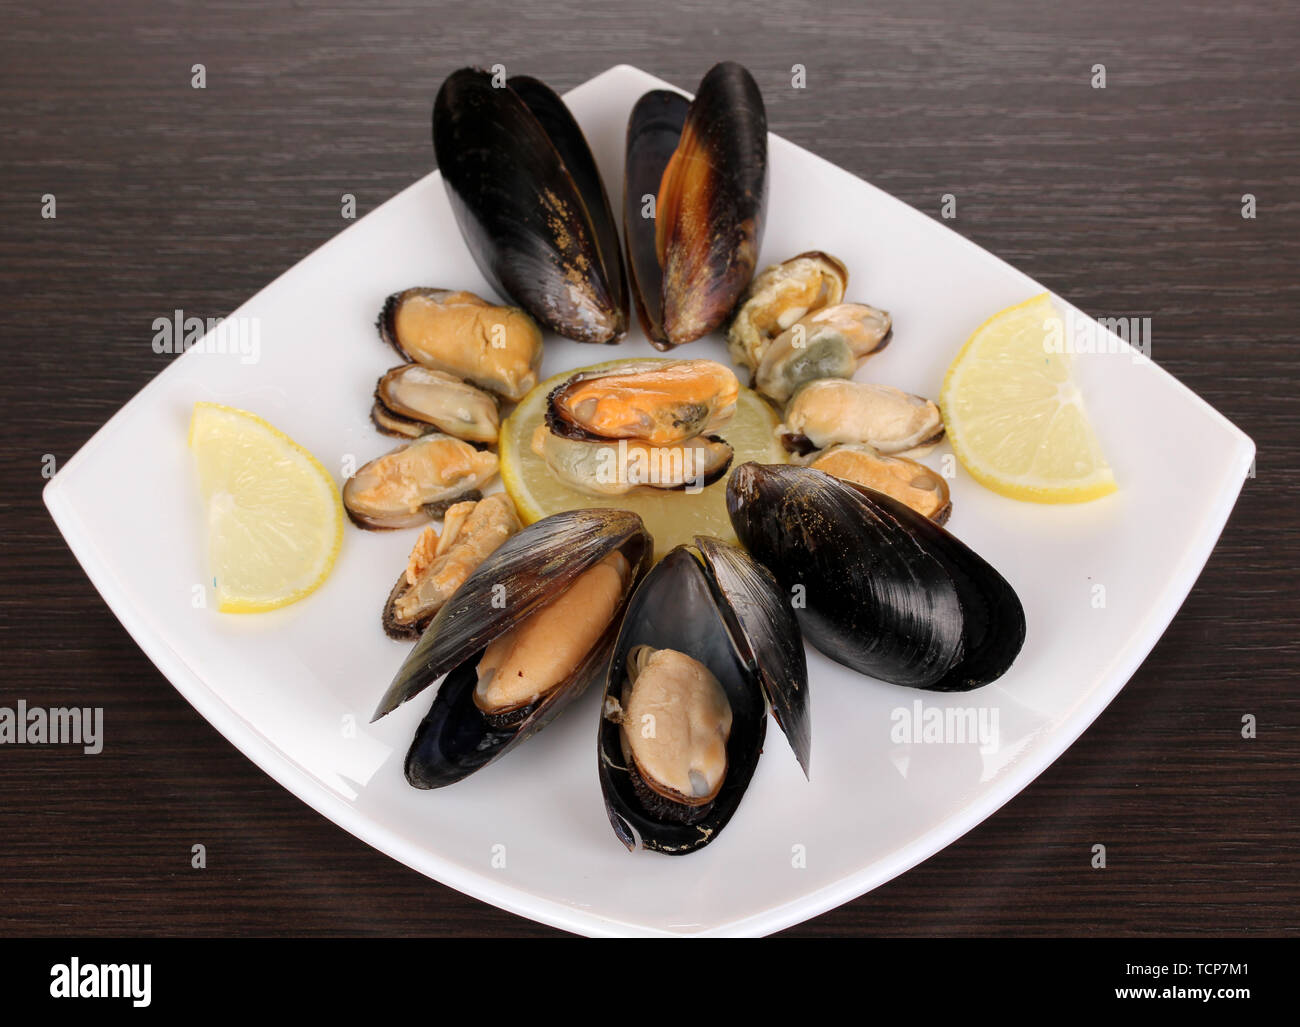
[43,63,1256,937]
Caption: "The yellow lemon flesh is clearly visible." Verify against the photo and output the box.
[189,402,344,612]
[499,359,788,559]
[940,293,1117,503]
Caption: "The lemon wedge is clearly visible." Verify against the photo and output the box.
[499,359,787,559]
[188,402,344,612]
[940,293,1117,503]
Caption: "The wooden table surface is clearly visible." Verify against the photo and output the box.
[2,0,1296,937]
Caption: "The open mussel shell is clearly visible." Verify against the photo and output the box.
[433,68,627,344]
[727,463,1025,692]
[381,510,652,788]
[597,537,807,855]
[623,62,768,349]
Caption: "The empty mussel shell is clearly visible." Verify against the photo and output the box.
[342,434,499,530]
[598,535,808,855]
[372,365,500,444]
[623,62,768,349]
[379,288,543,402]
[727,463,1025,691]
[433,69,628,343]
[375,510,652,788]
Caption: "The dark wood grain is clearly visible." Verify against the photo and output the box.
[1,0,1296,937]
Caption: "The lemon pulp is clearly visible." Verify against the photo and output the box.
[940,293,1117,504]
[189,402,344,612]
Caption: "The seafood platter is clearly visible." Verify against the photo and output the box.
[44,64,1254,934]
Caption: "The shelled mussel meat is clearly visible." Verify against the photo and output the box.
[433,69,628,343]
[727,251,848,373]
[379,288,543,402]
[807,444,950,524]
[624,63,768,348]
[373,509,652,787]
[599,535,809,854]
[371,365,500,443]
[779,379,944,457]
[342,434,498,530]
[727,463,1025,691]
[754,303,893,403]
[533,359,738,496]
[382,494,521,640]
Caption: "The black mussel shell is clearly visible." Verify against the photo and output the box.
[624,62,768,350]
[694,535,810,777]
[395,510,652,788]
[433,68,627,343]
[598,546,769,855]
[726,463,1026,692]
[374,508,652,720]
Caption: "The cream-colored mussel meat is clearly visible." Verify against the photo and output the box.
[384,494,521,639]
[727,252,848,373]
[372,365,500,443]
[342,434,499,529]
[780,379,945,457]
[381,288,544,402]
[808,444,951,524]
[473,551,632,726]
[616,646,733,820]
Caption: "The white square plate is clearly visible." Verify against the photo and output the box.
[45,65,1253,936]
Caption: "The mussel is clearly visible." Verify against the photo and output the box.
[545,359,738,445]
[372,365,500,443]
[531,427,733,496]
[433,69,628,343]
[379,288,543,402]
[727,463,1025,691]
[382,494,521,640]
[342,434,499,530]
[598,535,809,854]
[727,251,848,373]
[779,379,945,457]
[373,509,652,787]
[624,63,768,349]
[807,444,951,524]
[754,303,893,403]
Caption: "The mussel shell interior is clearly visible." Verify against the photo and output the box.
[693,535,810,777]
[598,547,767,855]
[726,463,1026,692]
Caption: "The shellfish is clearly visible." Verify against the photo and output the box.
[342,434,498,530]
[754,303,893,403]
[382,494,521,640]
[779,379,945,457]
[624,63,768,349]
[371,365,500,444]
[379,288,543,402]
[545,359,738,445]
[807,444,951,524]
[727,251,848,373]
[433,69,628,343]
[374,509,652,787]
[598,535,809,854]
[530,426,733,496]
[727,463,1025,691]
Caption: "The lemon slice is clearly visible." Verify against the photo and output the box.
[940,293,1117,503]
[499,358,788,559]
[189,402,344,612]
